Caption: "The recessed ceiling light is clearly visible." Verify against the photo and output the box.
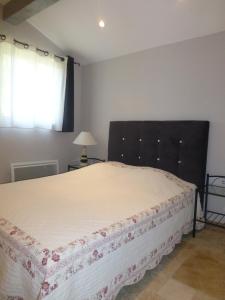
[98,19,105,28]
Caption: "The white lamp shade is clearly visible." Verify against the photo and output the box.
[73,131,97,146]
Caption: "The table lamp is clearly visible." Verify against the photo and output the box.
[73,131,97,166]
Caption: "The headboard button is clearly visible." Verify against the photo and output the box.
[157,139,160,143]
[121,154,124,158]
[122,137,126,141]
[178,160,182,164]
[139,138,142,142]
[179,140,183,144]
[138,155,141,160]
[157,157,160,161]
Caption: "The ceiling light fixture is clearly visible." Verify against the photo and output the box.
[98,19,105,28]
[97,0,105,29]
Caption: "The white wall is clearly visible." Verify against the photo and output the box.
[82,31,225,212]
[0,21,82,183]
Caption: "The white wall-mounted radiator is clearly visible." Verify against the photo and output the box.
[11,160,59,182]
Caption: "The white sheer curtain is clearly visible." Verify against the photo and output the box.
[0,38,67,131]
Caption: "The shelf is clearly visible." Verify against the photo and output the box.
[193,175,225,237]
[206,211,225,227]
[207,185,225,197]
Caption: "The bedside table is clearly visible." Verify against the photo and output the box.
[68,158,105,172]
[68,163,86,171]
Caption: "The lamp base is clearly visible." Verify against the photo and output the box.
[80,146,88,166]
[80,156,88,166]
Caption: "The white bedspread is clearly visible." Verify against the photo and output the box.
[0,162,199,300]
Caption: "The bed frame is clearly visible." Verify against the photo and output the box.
[108,121,209,190]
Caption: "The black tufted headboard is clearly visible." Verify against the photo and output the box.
[108,121,209,189]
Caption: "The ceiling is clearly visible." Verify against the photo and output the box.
[28,0,225,65]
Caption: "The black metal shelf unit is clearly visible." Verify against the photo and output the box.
[193,174,225,237]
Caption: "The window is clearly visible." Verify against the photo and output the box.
[0,39,67,131]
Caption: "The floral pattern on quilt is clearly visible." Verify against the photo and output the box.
[92,221,191,300]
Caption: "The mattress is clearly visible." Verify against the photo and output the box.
[0,162,200,300]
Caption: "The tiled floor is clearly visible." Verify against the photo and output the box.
[116,226,225,300]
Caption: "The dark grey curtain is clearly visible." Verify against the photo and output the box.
[62,56,74,132]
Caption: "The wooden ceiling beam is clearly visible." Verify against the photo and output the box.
[0,4,3,20]
[3,0,60,25]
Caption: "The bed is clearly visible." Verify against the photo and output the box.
[0,121,209,300]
